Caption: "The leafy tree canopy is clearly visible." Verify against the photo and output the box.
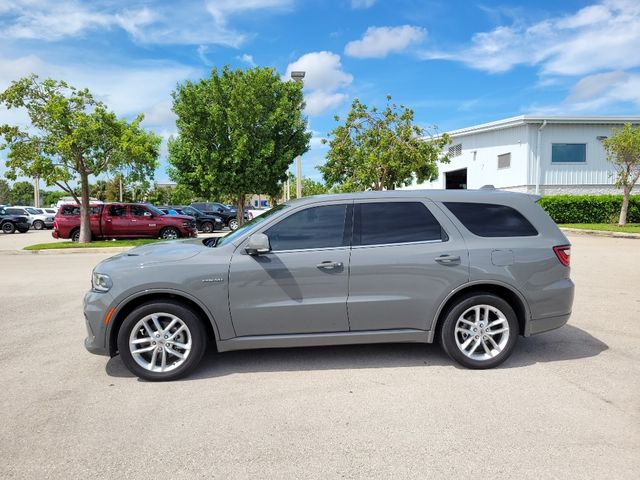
[603,123,640,225]
[0,75,161,242]
[168,66,310,224]
[320,96,450,191]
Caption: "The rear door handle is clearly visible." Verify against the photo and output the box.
[316,261,343,270]
[435,254,461,265]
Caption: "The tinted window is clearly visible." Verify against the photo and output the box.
[266,204,348,251]
[7,208,28,215]
[108,205,126,217]
[551,143,586,163]
[60,205,100,215]
[131,205,150,217]
[356,202,444,246]
[444,202,538,237]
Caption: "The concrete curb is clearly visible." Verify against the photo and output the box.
[0,247,133,255]
[560,227,640,239]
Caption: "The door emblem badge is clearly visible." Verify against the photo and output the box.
[202,278,224,283]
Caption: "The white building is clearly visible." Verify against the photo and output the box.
[408,116,640,195]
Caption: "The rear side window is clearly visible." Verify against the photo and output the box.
[444,202,538,237]
[266,204,348,251]
[355,202,444,246]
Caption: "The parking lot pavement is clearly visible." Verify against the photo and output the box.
[0,228,66,251]
[0,234,638,479]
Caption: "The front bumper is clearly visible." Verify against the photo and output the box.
[83,289,115,356]
[52,230,60,239]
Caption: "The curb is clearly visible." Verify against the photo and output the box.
[560,227,640,239]
[0,247,134,255]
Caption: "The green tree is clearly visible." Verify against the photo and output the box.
[0,179,10,204]
[146,184,173,206]
[41,189,67,207]
[603,123,640,226]
[170,184,197,205]
[9,180,34,205]
[0,75,161,242]
[320,96,450,191]
[169,66,310,225]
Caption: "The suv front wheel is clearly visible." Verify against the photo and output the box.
[117,301,207,381]
[440,293,518,369]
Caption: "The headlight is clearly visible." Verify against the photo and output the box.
[92,272,112,292]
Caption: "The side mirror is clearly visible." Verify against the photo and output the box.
[143,211,153,217]
[217,208,224,213]
[245,233,271,255]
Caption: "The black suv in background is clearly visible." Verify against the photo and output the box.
[159,206,224,233]
[190,202,246,231]
[0,207,30,234]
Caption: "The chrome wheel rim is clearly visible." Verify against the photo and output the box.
[454,305,510,361]
[229,219,238,230]
[129,313,192,373]
[162,228,178,239]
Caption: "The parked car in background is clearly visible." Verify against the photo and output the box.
[41,207,58,216]
[84,189,574,380]
[190,202,246,231]
[4,207,33,228]
[53,203,197,241]
[0,206,31,234]
[20,207,55,229]
[158,206,223,233]
[245,206,271,221]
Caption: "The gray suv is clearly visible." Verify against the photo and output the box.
[84,190,574,380]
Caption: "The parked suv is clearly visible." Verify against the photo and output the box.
[84,190,574,380]
[190,202,246,231]
[0,207,30,234]
[21,207,55,229]
[159,205,223,233]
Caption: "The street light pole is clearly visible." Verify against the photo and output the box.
[290,70,305,198]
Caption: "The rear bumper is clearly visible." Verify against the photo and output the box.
[525,312,571,336]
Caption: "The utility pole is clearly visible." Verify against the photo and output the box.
[119,175,123,202]
[33,175,40,207]
[290,70,305,199]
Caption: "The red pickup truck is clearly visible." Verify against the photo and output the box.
[52,203,198,242]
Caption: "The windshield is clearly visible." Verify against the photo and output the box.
[182,207,199,216]
[216,203,289,247]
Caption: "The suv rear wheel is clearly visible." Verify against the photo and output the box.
[440,293,518,369]
[33,220,44,230]
[117,301,207,381]
[200,221,214,233]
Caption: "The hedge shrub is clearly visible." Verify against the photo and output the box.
[538,195,640,224]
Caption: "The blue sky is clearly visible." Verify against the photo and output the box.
[1,0,639,183]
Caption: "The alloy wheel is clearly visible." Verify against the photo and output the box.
[454,304,510,361]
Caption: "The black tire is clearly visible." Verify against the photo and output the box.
[201,221,214,233]
[117,301,207,381]
[71,229,80,242]
[160,226,180,240]
[228,218,239,231]
[2,222,16,234]
[33,220,45,230]
[17,226,29,234]
[439,293,518,369]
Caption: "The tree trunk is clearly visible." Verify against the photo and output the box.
[236,193,246,227]
[79,172,92,243]
[618,186,630,226]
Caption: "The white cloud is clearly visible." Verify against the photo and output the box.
[345,25,426,58]
[284,51,353,116]
[351,0,376,9]
[420,0,640,76]
[0,0,295,47]
[238,53,256,66]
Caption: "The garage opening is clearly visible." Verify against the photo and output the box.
[445,168,467,189]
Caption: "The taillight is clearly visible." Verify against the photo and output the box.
[553,245,571,267]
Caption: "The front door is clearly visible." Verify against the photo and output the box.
[347,199,469,332]
[101,204,130,237]
[228,202,352,336]
[129,205,158,237]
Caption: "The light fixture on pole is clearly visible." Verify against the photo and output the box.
[290,71,305,198]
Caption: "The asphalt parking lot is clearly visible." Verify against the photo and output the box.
[0,234,638,479]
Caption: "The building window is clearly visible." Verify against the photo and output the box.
[551,143,586,163]
[497,153,511,169]
[448,143,462,157]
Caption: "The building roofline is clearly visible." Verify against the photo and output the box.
[445,115,640,138]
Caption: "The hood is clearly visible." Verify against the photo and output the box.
[165,214,194,222]
[100,240,204,268]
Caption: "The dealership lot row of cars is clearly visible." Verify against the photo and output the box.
[1,201,271,240]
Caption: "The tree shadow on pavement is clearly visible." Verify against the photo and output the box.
[105,324,608,381]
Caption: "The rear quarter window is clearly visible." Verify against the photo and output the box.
[443,202,538,237]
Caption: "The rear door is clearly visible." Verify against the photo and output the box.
[347,199,469,332]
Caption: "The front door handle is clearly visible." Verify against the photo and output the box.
[435,254,461,265]
[316,261,343,270]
